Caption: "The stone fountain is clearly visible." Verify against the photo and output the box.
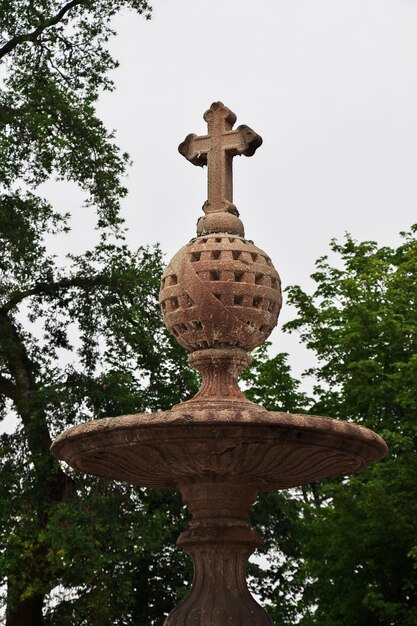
[51,102,387,625]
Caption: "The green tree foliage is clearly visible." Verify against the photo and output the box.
[1,0,151,229]
[282,228,417,625]
[242,342,310,414]
[242,344,310,624]
[0,2,199,625]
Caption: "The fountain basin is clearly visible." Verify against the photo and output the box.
[51,409,386,490]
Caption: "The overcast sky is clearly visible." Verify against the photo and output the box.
[39,0,417,388]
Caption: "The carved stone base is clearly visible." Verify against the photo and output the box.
[165,481,273,626]
[51,410,387,625]
[173,348,255,411]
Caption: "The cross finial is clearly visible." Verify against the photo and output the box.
[179,102,262,221]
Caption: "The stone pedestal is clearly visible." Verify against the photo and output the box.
[167,481,272,625]
[51,404,386,625]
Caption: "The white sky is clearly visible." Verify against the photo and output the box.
[6,0,417,433]
[80,0,417,381]
[101,0,417,263]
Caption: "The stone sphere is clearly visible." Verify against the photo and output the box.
[159,234,282,352]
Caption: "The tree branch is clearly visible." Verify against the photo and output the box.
[1,274,113,312]
[0,103,24,120]
[0,374,17,401]
[0,309,75,512]
[114,289,141,328]
[0,311,37,415]
[0,0,85,60]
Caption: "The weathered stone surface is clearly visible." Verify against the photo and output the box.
[167,482,272,625]
[51,408,386,626]
[179,101,262,222]
[51,103,387,626]
[51,409,386,491]
[159,236,282,352]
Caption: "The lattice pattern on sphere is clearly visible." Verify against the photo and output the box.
[159,235,282,351]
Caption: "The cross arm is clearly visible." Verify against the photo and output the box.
[222,125,263,157]
[178,134,211,167]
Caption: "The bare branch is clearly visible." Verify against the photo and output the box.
[0,0,85,60]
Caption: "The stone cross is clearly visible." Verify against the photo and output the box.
[179,102,262,214]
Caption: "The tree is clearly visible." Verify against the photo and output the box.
[242,343,310,624]
[282,227,417,625]
[0,2,199,624]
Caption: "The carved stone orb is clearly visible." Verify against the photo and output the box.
[159,234,282,351]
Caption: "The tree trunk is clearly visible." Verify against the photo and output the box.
[1,310,74,624]
[6,594,44,626]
